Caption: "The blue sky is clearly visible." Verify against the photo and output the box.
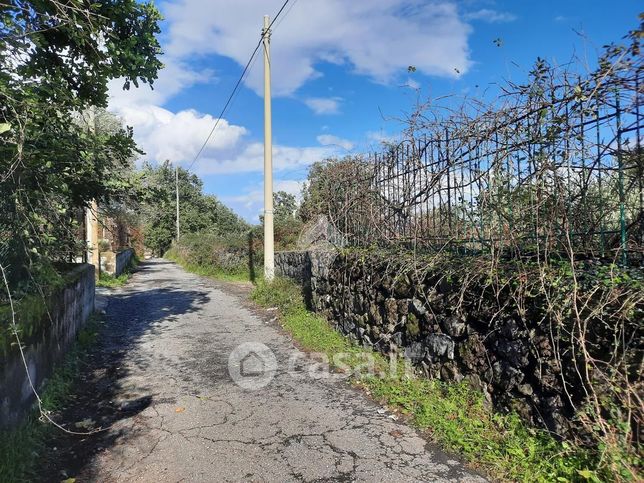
[107,0,641,223]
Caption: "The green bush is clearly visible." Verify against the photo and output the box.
[166,231,261,282]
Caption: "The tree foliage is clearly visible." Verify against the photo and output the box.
[0,1,162,290]
[139,161,249,256]
[299,156,370,224]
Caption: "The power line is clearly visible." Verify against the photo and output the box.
[186,41,261,172]
[272,0,299,31]
[186,0,292,173]
[267,0,291,30]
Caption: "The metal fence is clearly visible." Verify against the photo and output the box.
[331,51,642,264]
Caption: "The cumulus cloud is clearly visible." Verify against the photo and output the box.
[109,58,213,109]
[464,9,517,23]
[104,0,478,213]
[163,0,472,96]
[317,134,354,151]
[112,104,247,164]
[194,143,337,175]
[304,97,342,115]
[111,98,337,181]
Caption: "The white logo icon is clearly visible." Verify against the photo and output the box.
[228,342,277,390]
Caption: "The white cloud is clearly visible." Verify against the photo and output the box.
[163,0,472,96]
[406,78,420,89]
[366,130,398,145]
[104,0,480,220]
[195,143,337,175]
[227,179,304,206]
[111,104,247,164]
[317,134,354,151]
[464,9,517,23]
[109,58,213,109]
[224,179,306,221]
[305,97,342,115]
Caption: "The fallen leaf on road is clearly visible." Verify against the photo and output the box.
[175,407,185,413]
[389,429,403,438]
[61,478,76,483]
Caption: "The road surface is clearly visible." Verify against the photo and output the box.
[41,259,486,482]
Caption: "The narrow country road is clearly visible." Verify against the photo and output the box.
[42,259,486,482]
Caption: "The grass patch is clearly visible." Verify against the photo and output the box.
[96,254,139,288]
[165,248,254,283]
[96,272,130,288]
[251,277,608,483]
[0,316,101,481]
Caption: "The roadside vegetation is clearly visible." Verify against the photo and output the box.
[0,0,162,296]
[251,277,620,483]
[0,316,102,481]
[96,255,140,289]
[96,272,131,289]
[163,190,303,282]
[0,3,161,478]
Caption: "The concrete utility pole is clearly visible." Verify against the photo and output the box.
[175,164,180,241]
[86,200,99,277]
[263,15,275,281]
[85,106,100,279]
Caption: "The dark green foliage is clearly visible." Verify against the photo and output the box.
[272,191,304,250]
[139,161,249,256]
[1,1,162,290]
[0,0,162,109]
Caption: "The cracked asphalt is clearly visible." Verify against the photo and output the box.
[42,259,487,482]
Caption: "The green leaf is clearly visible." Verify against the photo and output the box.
[0,122,10,134]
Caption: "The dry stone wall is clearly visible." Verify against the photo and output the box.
[275,250,610,438]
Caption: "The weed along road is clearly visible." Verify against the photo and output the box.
[41,259,486,482]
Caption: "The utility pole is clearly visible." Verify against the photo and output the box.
[262,14,275,281]
[86,200,99,276]
[175,164,180,241]
[85,106,100,280]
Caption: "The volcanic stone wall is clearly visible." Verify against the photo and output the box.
[276,249,582,437]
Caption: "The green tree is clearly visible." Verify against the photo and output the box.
[257,191,302,249]
[0,1,162,290]
[274,191,298,222]
[139,162,248,256]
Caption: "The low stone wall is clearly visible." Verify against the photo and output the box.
[275,250,635,439]
[100,248,135,277]
[0,264,95,429]
[274,251,311,284]
[115,248,135,276]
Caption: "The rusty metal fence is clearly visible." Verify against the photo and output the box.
[331,51,643,264]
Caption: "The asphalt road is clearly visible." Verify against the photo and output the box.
[42,259,486,482]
